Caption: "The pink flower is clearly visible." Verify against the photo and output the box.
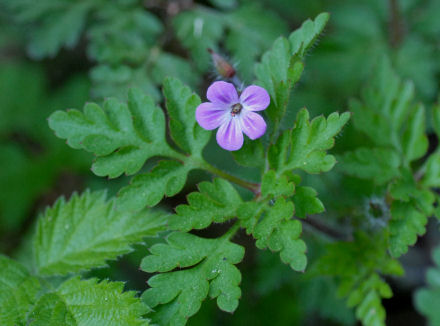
[196,81,270,151]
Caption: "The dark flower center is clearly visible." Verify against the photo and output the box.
[230,103,243,117]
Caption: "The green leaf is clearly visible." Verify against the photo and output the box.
[402,104,428,164]
[346,274,391,326]
[90,64,161,101]
[289,12,329,58]
[415,246,440,326]
[255,12,328,132]
[49,88,173,178]
[389,200,429,257]
[28,293,76,326]
[246,198,307,272]
[169,179,242,232]
[141,232,244,325]
[117,160,191,211]
[350,58,423,155]
[35,190,167,276]
[163,77,210,157]
[316,233,403,326]
[269,109,350,174]
[432,103,440,138]
[422,153,440,187]
[339,147,401,185]
[255,38,304,133]
[173,9,224,71]
[87,6,162,65]
[0,255,41,326]
[5,1,95,59]
[293,186,325,218]
[173,4,287,79]
[29,277,149,326]
[232,138,265,168]
[261,170,295,198]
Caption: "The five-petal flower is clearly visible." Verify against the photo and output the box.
[196,81,270,151]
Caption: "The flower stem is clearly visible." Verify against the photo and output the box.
[199,161,260,194]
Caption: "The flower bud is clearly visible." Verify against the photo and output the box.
[208,48,236,79]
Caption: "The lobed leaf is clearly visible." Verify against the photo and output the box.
[389,200,429,258]
[163,77,210,157]
[117,160,191,211]
[141,232,244,325]
[49,88,173,178]
[169,179,242,232]
[255,12,328,133]
[339,147,401,185]
[35,190,167,276]
[239,197,307,272]
[269,108,350,174]
[292,186,325,218]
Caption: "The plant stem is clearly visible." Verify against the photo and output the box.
[222,221,241,240]
[389,0,404,48]
[199,161,260,194]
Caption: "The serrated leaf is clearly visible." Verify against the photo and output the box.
[49,88,174,178]
[255,12,328,133]
[293,186,325,218]
[422,153,440,188]
[169,179,242,232]
[0,255,41,326]
[250,197,307,272]
[269,109,350,174]
[289,12,329,58]
[339,147,401,185]
[141,232,244,325]
[261,170,295,198]
[35,190,167,276]
[28,293,76,326]
[29,277,149,326]
[415,246,440,326]
[163,77,210,157]
[402,104,428,164]
[389,200,428,257]
[255,37,304,133]
[117,160,191,211]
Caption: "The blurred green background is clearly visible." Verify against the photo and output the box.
[0,0,439,325]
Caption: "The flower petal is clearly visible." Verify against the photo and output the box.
[196,102,228,130]
[240,85,270,111]
[216,118,243,151]
[240,111,267,140]
[207,81,238,105]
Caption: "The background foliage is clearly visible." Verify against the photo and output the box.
[0,0,439,325]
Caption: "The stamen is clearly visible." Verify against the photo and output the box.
[231,103,243,117]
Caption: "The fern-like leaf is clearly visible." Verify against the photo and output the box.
[141,232,244,325]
